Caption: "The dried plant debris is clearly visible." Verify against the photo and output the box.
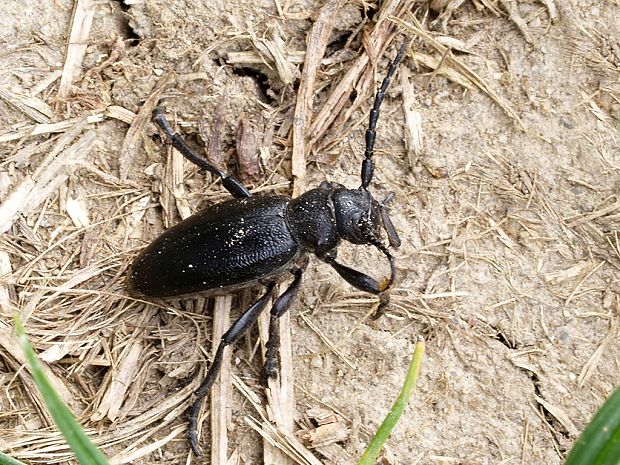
[58,0,96,98]
[236,117,262,185]
[1,0,619,464]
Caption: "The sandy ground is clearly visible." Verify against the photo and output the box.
[0,0,619,464]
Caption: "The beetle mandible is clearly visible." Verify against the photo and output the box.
[127,39,409,455]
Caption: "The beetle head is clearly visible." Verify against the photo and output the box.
[331,187,400,293]
[332,187,400,249]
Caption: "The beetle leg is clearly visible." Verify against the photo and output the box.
[264,267,304,379]
[188,283,276,456]
[320,253,392,318]
[153,107,252,199]
[321,254,384,293]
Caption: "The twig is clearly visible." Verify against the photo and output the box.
[211,295,233,465]
[118,71,174,181]
[292,0,343,196]
[58,0,96,98]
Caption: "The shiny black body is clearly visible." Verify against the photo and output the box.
[126,39,409,456]
[128,183,397,299]
[128,195,299,296]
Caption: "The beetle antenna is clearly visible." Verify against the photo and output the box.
[153,107,252,199]
[361,38,410,190]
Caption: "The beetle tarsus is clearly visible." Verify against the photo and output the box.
[264,314,280,379]
[371,293,391,320]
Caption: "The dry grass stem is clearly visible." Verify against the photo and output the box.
[92,340,144,422]
[474,0,502,16]
[534,396,580,437]
[91,307,157,422]
[498,0,535,44]
[541,0,558,21]
[306,0,414,155]
[227,50,332,66]
[0,86,53,124]
[118,71,174,181]
[563,260,605,306]
[251,32,297,86]
[161,138,190,226]
[409,51,474,90]
[566,197,620,227]
[0,121,96,234]
[396,14,524,129]
[258,292,295,465]
[108,424,185,465]
[58,0,96,98]
[245,415,323,465]
[0,251,15,319]
[2,1,618,463]
[232,374,322,465]
[0,105,138,143]
[577,317,619,388]
[30,70,63,97]
[211,295,233,465]
[0,325,76,413]
[299,313,356,370]
[400,64,424,168]
[291,0,343,196]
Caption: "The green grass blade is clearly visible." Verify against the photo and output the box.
[564,385,620,465]
[357,338,425,465]
[0,450,28,465]
[14,317,110,465]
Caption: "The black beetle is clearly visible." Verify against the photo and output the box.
[127,40,408,455]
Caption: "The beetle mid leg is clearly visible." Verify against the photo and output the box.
[188,283,276,456]
[152,107,252,199]
[264,267,304,379]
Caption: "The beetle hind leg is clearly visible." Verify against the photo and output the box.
[188,283,276,456]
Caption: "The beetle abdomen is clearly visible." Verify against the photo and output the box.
[127,195,298,297]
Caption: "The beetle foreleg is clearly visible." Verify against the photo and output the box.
[188,282,276,456]
[264,267,304,379]
[321,254,384,294]
[153,107,252,199]
[320,253,392,318]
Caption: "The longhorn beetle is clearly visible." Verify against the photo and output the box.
[127,39,409,455]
